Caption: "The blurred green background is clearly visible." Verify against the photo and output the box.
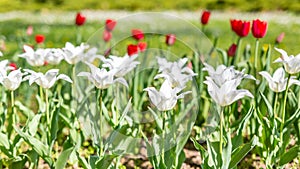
[1,0,300,12]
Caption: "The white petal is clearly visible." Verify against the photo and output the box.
[57,74,73,83]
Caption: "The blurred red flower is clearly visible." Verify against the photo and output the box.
[132,29,144,40]
[35,34,45,44]
[227,44,237,57]
[105,19,117,32]
[230,19,250,37]
[252,19,268,38]
[75,12,86,26]
[276,32,285,43]
[103,30,112,42]
[201,10,211,25]
[166,34,176,46]
[26,26,33,36]
[9,63,17,71]
[138,42,147,52]
[127,44,139,56]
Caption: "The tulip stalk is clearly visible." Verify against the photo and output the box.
[161,111,167,164]
[45,89,51,144]
[254,39,260,106]
[273,92,279,116]
[219,107,224,156]
[280,74,291,145]
[98,89,104,156]
[232,37,242,65]
[10,91,16,129]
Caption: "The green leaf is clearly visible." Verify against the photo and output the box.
[14,101,34,119]
[284,108,300,128]
[14,127,53,166]
[76,151,91,169]
[216,48,228,66]
[28,114,42,136]
[0,132,10,149]
[229,136,258,168]
[55,147,74,169]
[279,145,300,166]
[95,154,118,169]
[260,91,273,117]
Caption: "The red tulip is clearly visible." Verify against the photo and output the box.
[103,30,112,42]
[252,19,268,38]
[227,44,237,57]
[201,10,211,25]
[35,34,45,44]
[138,42,147,52]
[132,29,144,41]
[276,32,285,44]
[166,34,176,46]
[9,63,17,71]
[230,19,250,37]
[26,25,33,36]
[105,19,117,32]
[127,44,139,56]
[44,61,48,66]
[75,12,86,26]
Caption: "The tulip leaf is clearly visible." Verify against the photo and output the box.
[216,48,228,66]
[95,154,118,169]
[55,147,74,169]
[76,151,91,169]
[260,91,273,117]
[14,101,35,119]
[284,107,300,128]
[229,136,258,168]
[14,127,53,166]
[28,114,42,136]
[148,107,162,131]
[0,132,10,149]
[279,145,300,166]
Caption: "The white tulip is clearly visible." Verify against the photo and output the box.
[155,57,197,88]
[0,51,3,57]
[62,42,89,64]
[45,48,65,65]
[24,69,72,89]
[0,69,23,91]
[77,62,128,89]
[274,48,300,74]
[101,54,140,77]
[144,80,191,111]
[81,47,103,63]
[259,67,300,93]
[19,45,47,67]
[203,63,255,87]
[204,77,253,107]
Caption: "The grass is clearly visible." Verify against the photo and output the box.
[1,0,300,13]
[1,18,300,64]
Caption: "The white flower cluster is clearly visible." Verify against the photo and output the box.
[203,63,254,107]
[259,48,300,93]
[78,54,140,89]
[144,57,196,111]
[19,42,102,66]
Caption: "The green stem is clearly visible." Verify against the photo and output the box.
[254,39,260,106]
[280,74,291,145]
[232,37,242,66]
[99,89,103,156]
[161,111,166,164]
[219,107,224,155]
[11,90,15,126]
[45,89,51,145]
[273,92,278,117]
